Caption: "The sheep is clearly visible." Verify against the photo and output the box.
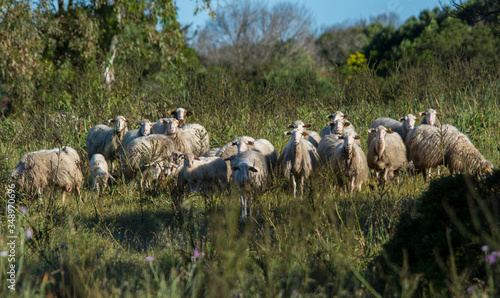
[367,126,408,184]
[320,111,349,137]
[405,124,457,180]
[151,117,174,135]
[122,120,155,150]
[10,146,83,203]
[333,132,369,192]
[168,107,193,125]
[231,137,278,171]
[216,136,256,181]
[177,153,228,193]
[419,108,443,127]
[162,118,209,156]
[367,114,420,146]
[86,115,130,171]
[317,133,343,164]
[321,118,361,147]
[202,148,221,157]
[286,120,321,147]
[278,128,320,199]
[444,131,494,175]
[123,134,175,187]
[89,153,115,194]
[225,150,268,220]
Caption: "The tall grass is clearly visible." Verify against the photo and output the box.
[0,58,499,296]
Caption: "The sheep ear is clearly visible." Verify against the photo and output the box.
[186,111,193,117]
[286,124,294,128]
[416,118,421,121]
[231,167,239,171]
[179,119,185,126]
[167,110,176,116]
[108,118,115,123]
[231,142,237,146]
[303,124,311,128]
[284,131,292,136]
[247,141,254,145]
[399,117,405,122]
[339,136,345,139]
[437,113,443,117]
[387,128,393,133]
[327,114,334,119]
[343,114,349,118]
[419,112,427,116]
[249,167,258,172]
[354,135,361,140]
[327,121,332,126]
[194,156,200,161]
[302,131,308,137]
[344,122,351,127]
[368,128,376,133]
[125,119,131,123]
[160,119,168,124]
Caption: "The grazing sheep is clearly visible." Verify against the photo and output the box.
[10,146,83,203]
[123,134,175,187]
[320,111,349,137]
[444,131,494,175]
[90,154,115,194]
[177,153,228,193]
[419,108,443,127]
[278,128,320,199]
[231,137,278,171]
[367,126,408,184]
[168,107,193,125]
[122,120,155,150]
[317,134,343,164]
[151,117,174,135]
[286,120,321,147]
[367,114,420,146]
[225,150,268,220]
[405,124,457,180]
[86,115,130,171]
[163,118,209,156]
[333,133,369,192]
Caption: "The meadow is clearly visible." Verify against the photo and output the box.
[0,57,499,297]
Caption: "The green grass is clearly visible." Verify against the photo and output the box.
[0,59,499,296]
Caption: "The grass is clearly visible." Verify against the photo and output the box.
[0,58,499,296]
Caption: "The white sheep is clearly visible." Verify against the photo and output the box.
[89,153,115,194]
[225,150,268,220]
[419,108,443,127]
[151,117,174,135]
[367,126,407,184]
[322,118,361,147]
[177,153,228,193]
[216,136,256,181]
[123,134,175,187]
[122,119,155,150]
[317,133,343,164]
[286,120,321,147]
[231,137,278,171]
[444,131,494,175]
[11,146,83,203]
[279,128,320,199]
[168,107,193,124]
[367,114,420,146]
[333,132,369,192]
[86,115,130,171]
[162,118,209,156]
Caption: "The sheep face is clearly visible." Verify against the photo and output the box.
[368,126,393,144]
[168,108,193,125]
[327,111,348,122]
[183,153,200,168]
[231,163,258,188]
[138,120,153,136]
[108,116,130,133]
[329,119,351,135]
[285,129,307,145]
[400,114,419,132]
[11,161,26,178]
[480,160,494,174]
[287,120,311,130]
[232,139,254,153]
[419,109,442,126]
[339,133,361,155]
[164,119,179,135]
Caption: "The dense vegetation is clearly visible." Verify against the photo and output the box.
[0,0,499,296]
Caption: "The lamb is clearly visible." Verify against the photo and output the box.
[444,131,494,175]
[177,153,228,193]
[367,126,407,184]
[86,115,130,171]
[320,111,349,138]
[367,114,420,146]
[333,132,369,192]
[10,146,83,203]
[231,137,278,171]
[123,134,175,187]
[89,153,115,194]
[419,108,443,127]
[405,124,457,180]
[317,133,343,164]
[162,118,209,155]
[286,120,321,147]
[278,128,320,199]
[121,120,155,150]
[225,150,268,220]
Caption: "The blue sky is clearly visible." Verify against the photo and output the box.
[177,0,446,32]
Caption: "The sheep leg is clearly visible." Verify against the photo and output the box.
[292,175,297,200]
[300,175,305,199]
[62,191,66,204]
[350,176,355,194]
[240,195,247,221]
